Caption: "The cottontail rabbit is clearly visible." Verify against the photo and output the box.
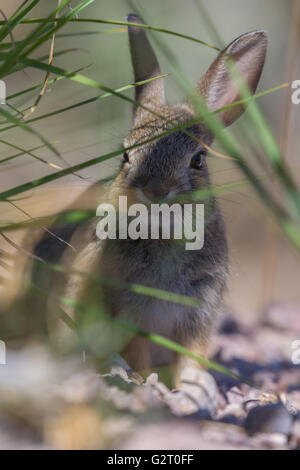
[21,14,267,385]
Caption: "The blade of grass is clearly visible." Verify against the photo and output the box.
[2,47,83,78]
[6,64,90,100]
[2,74,168,131]
[1,76,277,135]
[0,0,40,42]
[0,0,85,78]
[134,5,300,248]
[0,144,46,164]
[0,106,61,158]
[0,175,293,239]
[56,28,127,37]
[16,57,292,187]
[0,17,221,51]
[0,138,63,170]
[27,276,265,392]
[60,294,264,390]
[0,28,127,46]
[18,255,268,390]
[229,63,300,214]
[2,40,298,244]
[0,120,232,201]
[18,0,96,59]
[23,10,57,120]
[0,232,44,263]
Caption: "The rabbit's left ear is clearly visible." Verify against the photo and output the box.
[195,31,268,126]
[127,14,165,122]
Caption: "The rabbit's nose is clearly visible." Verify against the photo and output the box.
[143,185,170,202]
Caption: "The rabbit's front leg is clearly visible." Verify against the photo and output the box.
[174,314,212,389]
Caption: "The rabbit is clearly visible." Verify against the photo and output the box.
[20,14,268,386]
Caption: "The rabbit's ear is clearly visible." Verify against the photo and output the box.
[196,31,268,126]
[127,14,165,121]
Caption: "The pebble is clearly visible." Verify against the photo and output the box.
[170,368,218,416]
[245,403,294,436]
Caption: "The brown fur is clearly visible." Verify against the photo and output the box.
[19,15,267,385]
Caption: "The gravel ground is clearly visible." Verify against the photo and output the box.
[0,302,299,450]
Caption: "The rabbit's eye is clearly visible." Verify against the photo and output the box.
[190,150,206,169]
[123,151,129,163]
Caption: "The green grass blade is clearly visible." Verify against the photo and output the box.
[5,65,91,101]
[0,0,82,78]
[0,17,221,51]
[0,144,46,164]
[2,74,168,131]
[0,106,61,159]
[0,0,40,42]
[59,295,263,390]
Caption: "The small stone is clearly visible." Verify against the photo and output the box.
[110,366,129,382]
[153,381,171,398]
[218,403,245,420]
[146,373,159,386]
[245,403,294,437]
[285,391,300,414]
[175,368,218,416]
[252,432,288,450]
[226,386,245,405]
[219,316,240,335]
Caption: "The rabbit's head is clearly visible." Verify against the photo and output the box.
[118,14,268,204]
